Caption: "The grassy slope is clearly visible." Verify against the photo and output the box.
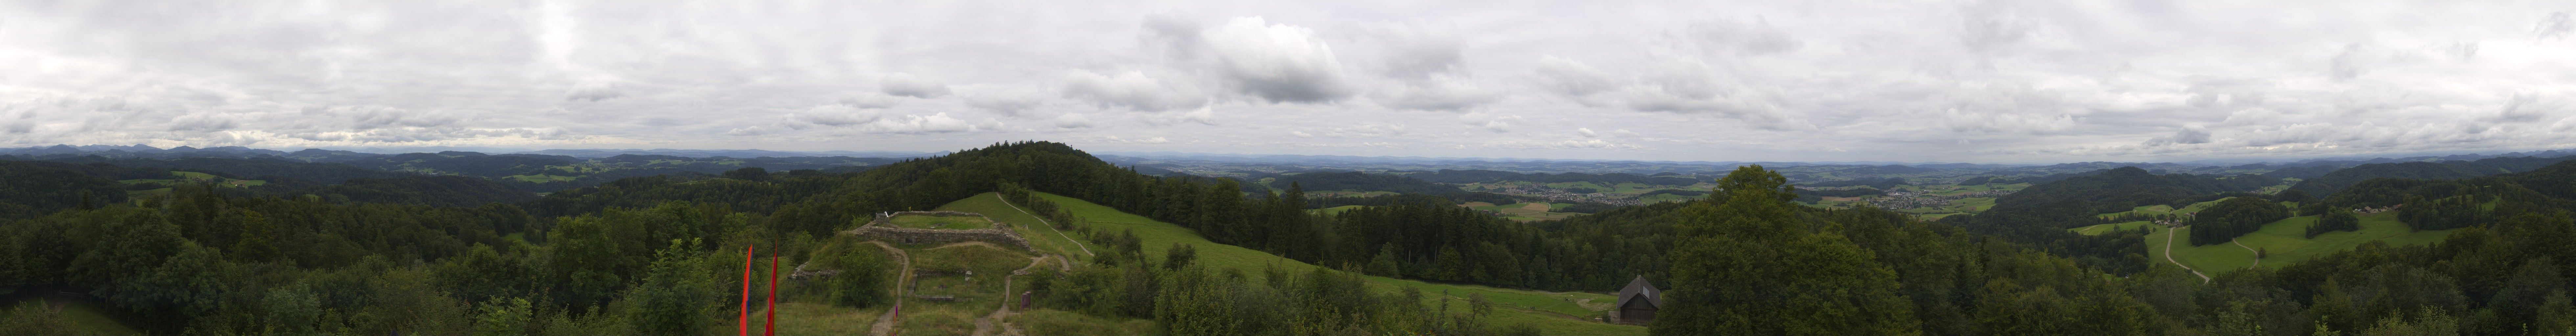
[0,296,143,335]
[933,193,1097,262]
[1021,191,1645,335]
[2070,221,2156,235]
[2242,211,2456,268]
[2142,211,2460,275]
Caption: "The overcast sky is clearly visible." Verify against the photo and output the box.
[2,0,2572,162]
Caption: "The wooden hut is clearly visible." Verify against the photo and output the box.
[1609,275,1662,325]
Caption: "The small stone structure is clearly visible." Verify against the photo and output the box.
[848,211,1033,250]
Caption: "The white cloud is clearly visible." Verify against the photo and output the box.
[1460,113,1521,133]
[1576,128,1598,137]
[1103,135,1169,144]
[1170,105,1219,126]
[862,113,978,134]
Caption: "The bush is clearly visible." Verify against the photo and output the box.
[835,246,888,307]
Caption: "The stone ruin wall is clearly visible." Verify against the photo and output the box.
[849,211,1033,250]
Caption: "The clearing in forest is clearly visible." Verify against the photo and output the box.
[2142,210,2459,276]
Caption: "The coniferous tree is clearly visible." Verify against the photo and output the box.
[1654,165,1920,336]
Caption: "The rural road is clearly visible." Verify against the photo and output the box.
[2163,227,2211,283]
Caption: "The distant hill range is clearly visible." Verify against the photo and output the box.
[0,144,906,194]
[2288,156,2576,196]
[0,144,941,159]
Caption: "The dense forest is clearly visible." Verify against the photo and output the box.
[5,141,2576,336]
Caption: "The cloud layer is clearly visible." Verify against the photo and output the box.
[0,1,2571,162]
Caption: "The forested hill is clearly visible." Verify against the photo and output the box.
[2290,155,2576,197]
[45,156,417,184]
[1976,166,2277,225]
[0,160,129,219]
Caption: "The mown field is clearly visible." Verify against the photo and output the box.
[2070,221,2159,235]
[2139,210,2460,276]
[119,171,264,198]
[1024,191,1646,335]
[1461,201,1584,221]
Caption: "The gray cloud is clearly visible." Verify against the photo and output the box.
[1158,17,1356,103]
[2142,126,2212,146]
[965,94,1046,117]
[2330,44,2367,81]
[167,113,238,132]
[565,82,623,102]
[1529,56,1620,105]
[1062,70,1203,111]
[2541,12,2573,40]
[879,73,952,98]
[1678,18,1802,56]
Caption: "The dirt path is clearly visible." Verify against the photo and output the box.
[2231,239,2261,268]
[2164,227,2211,283]
[865,241,912,336]
[972,256,1051,336]
[996,194,1093,257]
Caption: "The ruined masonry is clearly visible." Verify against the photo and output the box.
[848,211,1033,250]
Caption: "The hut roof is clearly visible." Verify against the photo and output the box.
[1615,275,1661,308]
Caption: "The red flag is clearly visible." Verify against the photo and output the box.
[740,245,754,336]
